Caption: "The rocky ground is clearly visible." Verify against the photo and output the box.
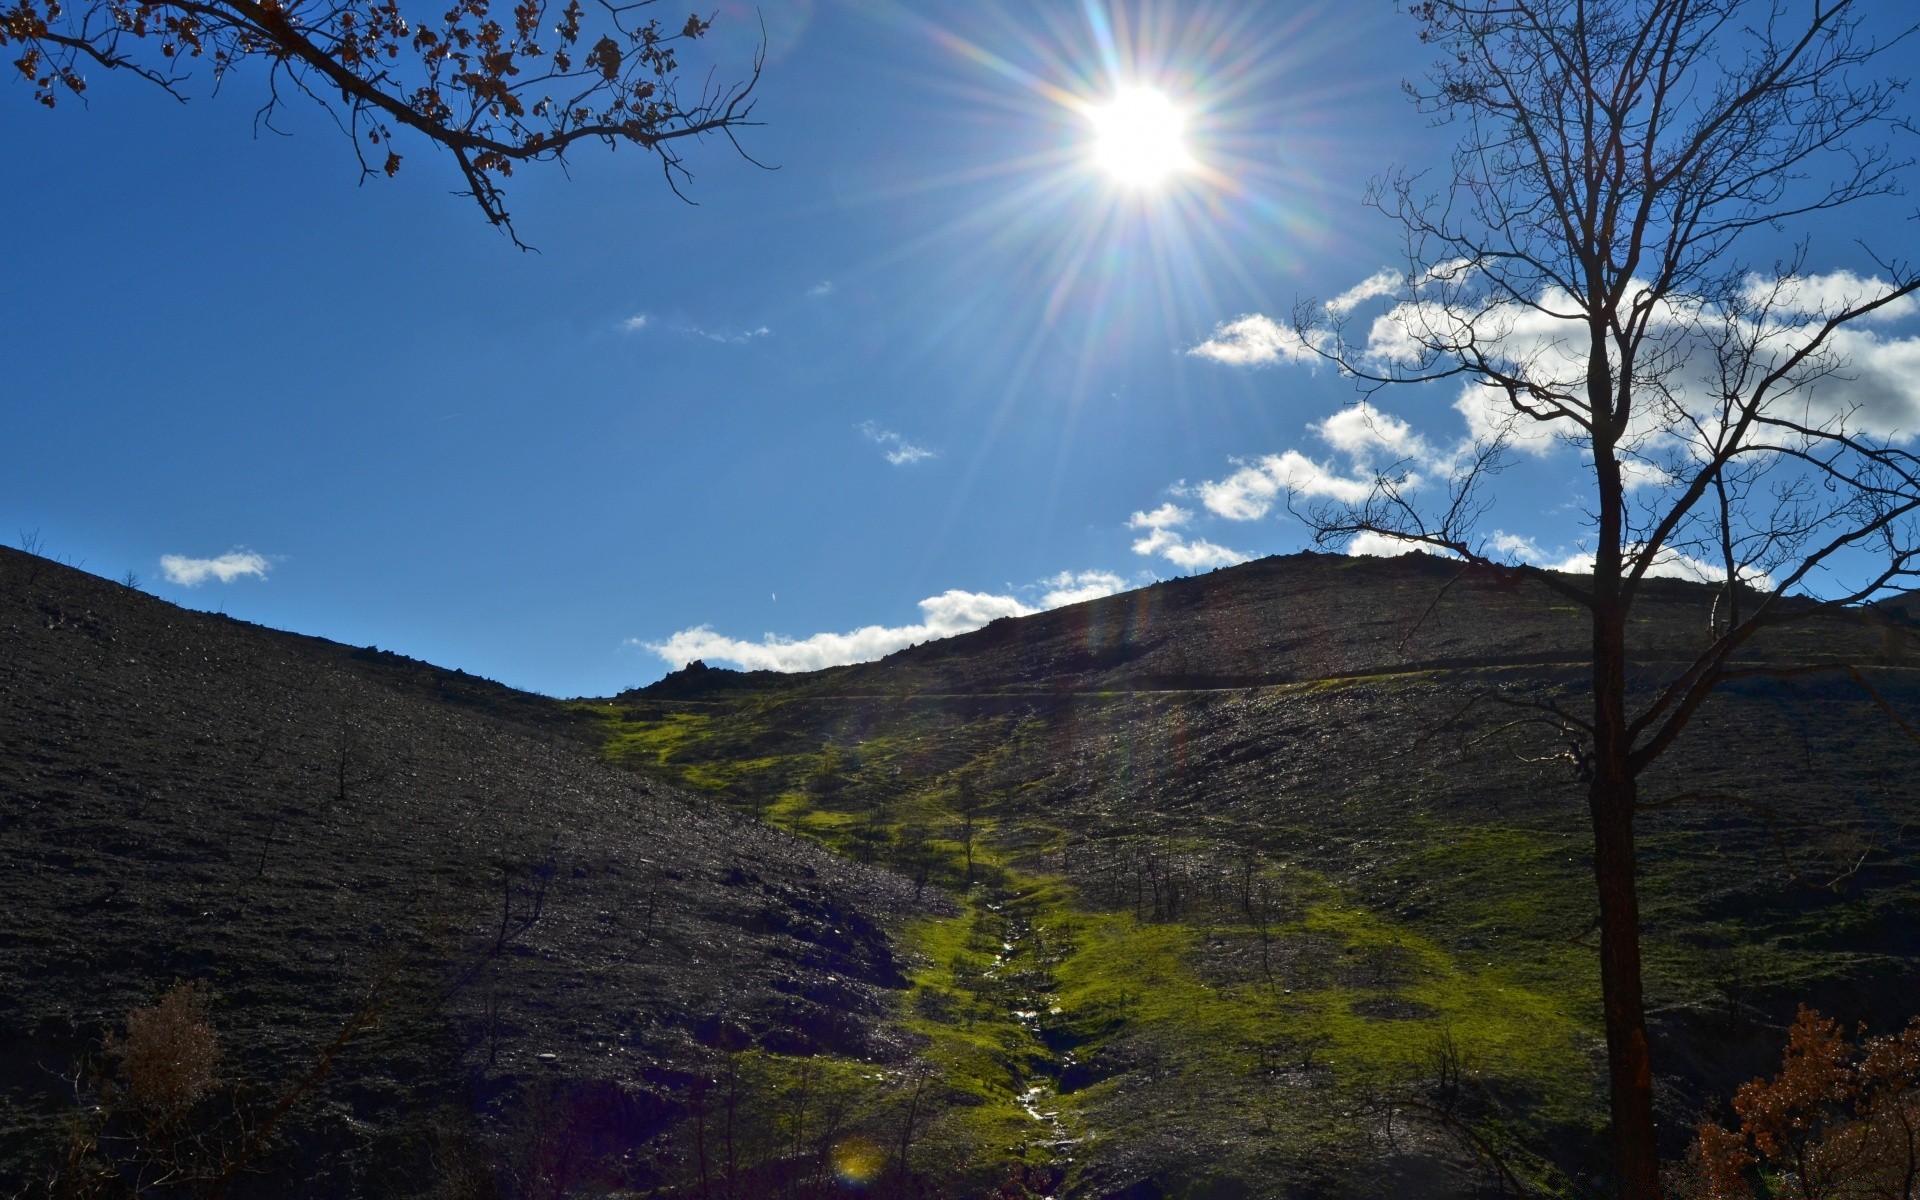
[0,546,933,1196]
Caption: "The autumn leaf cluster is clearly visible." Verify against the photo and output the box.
[1683,1006,1920,1200]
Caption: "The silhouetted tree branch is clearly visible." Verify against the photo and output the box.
[1,0,763,245]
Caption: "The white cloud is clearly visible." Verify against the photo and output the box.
[1126,504,1251,569]
[1040,570,1128,607]
[1535,546,1773,588]
[1128,503,1191,531]
[646,589,1033,673]
[857,421,936,465]
[1125,526,1176,557]
[1314,402,1427,462]
[1369,275,1920,443]
[1158,538,1251,569]
[643,570,1137,673]
[807,281,834,298]
[620,314,649,331]
[1345,531,1424,558]
[1196,447,1383,521]
[1169,267,1920,592]
[1485,536,1774,589]
[1187,314,1319,367]
[1196,463,1284,520]
[1741,270,1919,323]
[1325,270,1402,318]
[681,323,771,344]
[1415,258,1476,289]
[160,550,272,587]
[1489,530,1545,560]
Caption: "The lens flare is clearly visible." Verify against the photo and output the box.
[831,1136,885,1186]
[1088,86,1193,186]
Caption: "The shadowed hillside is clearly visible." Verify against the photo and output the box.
[0,546,933,1195]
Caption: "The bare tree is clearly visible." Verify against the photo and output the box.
[950,775,983,891]
[1283,2,1920,1194]
[1,0,761,245]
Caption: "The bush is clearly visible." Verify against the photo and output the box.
[1681,1005,1920,1200]
[102,981,222,1130]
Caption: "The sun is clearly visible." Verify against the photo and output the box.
[1088,86,1193,188]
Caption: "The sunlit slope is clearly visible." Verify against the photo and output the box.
[652,552,1902,704]
[595,551,1920,1197]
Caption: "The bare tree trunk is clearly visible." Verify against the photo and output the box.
[1590,524,1659,1200]
[1590,763,1657,1198]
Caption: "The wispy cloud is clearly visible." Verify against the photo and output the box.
[620,314,649,332]
[858,421,935,465]
[641,569,1136,673]
[680,323,771,344]
[159,549,272,586]
[807,280,834,298]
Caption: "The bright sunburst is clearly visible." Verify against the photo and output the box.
[1088,86,1193,187]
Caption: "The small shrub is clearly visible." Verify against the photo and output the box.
[103,981,222,1128]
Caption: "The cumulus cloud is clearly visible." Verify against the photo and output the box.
[646,589,1030,673]
[1158,538,1251,569]
[1489,530,1546,561]
[1196,447,1384,521]
[1315,402,1428,462]
[1189,275,1415,366]
[643,570,1138,673]
[1198,268,1920,452]
[1481,531,1775,588]
[1040,570,1129,607]
[1532,546,1775,589]
[1345,531,1424,558]
[1187,314,1318,367]
[620,314,649,331]
[857,421,935,465]
[1741,270,1920,323]
[1126,505,1251,570]
[160,550,272,586]
[1399,276,1920,444]
[1195,463,1284,520]
[1129,503,1191,530]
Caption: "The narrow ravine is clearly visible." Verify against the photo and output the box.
[978,890,1078,1186]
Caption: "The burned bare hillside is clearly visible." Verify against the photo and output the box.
[0,546,930,1195]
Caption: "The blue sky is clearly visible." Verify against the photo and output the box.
[5,0,1917,695]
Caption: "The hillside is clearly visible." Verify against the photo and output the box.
[589,552,1920,1196]
[4,546,1918,1198]
[0,546,932,1196]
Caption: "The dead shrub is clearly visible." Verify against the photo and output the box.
[103,981,222,1128]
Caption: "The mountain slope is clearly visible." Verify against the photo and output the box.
[596,551,1920,1197]
[7,544,1917,1198]
[0,546,932,1195]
